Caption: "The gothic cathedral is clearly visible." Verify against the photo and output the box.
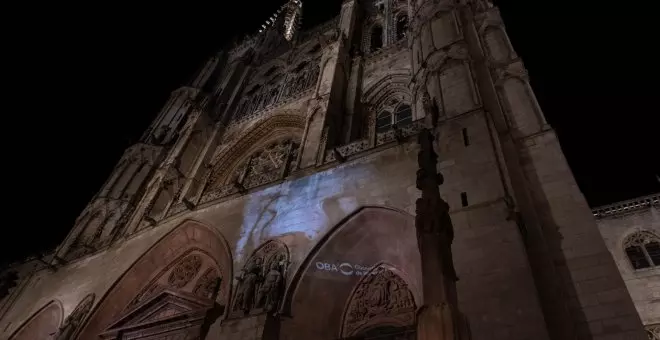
[0,0,648,339]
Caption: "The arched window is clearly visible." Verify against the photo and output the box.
[396,15,409,41]
[370,25,383,52]
[624,231,660,270]
[394,104,412,127]
[375,103,412,133]
[376,111,392,133]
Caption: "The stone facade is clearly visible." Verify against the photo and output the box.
[594,194,660,339]
[0,0,647,339]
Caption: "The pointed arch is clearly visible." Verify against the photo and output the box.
[339,262,417,338]
[362,74,414,141]
[205,114,305,190]
[229,239,290,317]
[8,299,63,340]
[362,72,412,106]
[278,206,422,339]
[622,230,660,270]
[76,219,234,340]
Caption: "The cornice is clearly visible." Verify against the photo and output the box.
[592,193,660,219]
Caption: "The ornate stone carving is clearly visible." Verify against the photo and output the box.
[167,254,203,289]
[255,259,284,312]
[233,58,320,124]
[242,140,298,188]
[231,240,289,316]
[100,290,212,340]
[193,268,220,300]
[343,266,415,337]
[54,293,95,340]
[624,231,660,248]
[204,114,305,191]
[128,283,166,308]
[223,139,300,191]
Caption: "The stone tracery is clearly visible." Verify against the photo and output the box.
[623,231,660,270]
[233,58,321,123]
[193,268,220,300]
[126,250,218,309]
[231,138,300,189]
[341,264,416,338]
[167,254,203,288]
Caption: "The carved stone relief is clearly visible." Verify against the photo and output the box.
[193,268,220,300]
[341,266,416,338]
[230,138,299,190]
[231,240,290,317]
[167,254,203,289]
[127,251,209,309]
[54,293,95,340]
[233,58,320,124]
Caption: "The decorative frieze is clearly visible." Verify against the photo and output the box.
[593,193,659,218]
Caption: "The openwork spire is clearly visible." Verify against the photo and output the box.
[257,0,302,41]
[283,0,303,41]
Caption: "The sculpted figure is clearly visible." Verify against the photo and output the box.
[234,258,263,313]
[256,260,284,312]
[421,89,441,127]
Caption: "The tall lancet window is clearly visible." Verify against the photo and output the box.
[375,102,412,133]
[624,231,660,270]
[370,25,383,52]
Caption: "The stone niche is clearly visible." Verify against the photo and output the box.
[217,240,290,340]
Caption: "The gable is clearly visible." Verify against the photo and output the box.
[103,289,211,334]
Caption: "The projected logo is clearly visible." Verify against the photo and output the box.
[315,261,375,276]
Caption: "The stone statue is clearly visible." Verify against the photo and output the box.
[421,89,441,129]
[255,259,284,312]
[234,258,263,313]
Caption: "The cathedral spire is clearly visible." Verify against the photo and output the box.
[257,0,302,41]
[283,0,303,41]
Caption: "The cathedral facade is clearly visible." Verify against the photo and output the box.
[0,0,648,339]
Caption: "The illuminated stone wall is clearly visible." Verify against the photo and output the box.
[595,196,660,327]
[1,111,549,339]
[0,0,646,339]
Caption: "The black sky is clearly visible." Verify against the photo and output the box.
[3,0,658,266]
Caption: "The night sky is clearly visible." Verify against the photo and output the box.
[3,0,657,266]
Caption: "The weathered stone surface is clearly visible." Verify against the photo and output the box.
[0,1,646,340]
[594,195,660,331]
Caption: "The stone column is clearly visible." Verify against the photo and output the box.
[408,0,470,338]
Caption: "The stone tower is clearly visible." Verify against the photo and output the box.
[0,0,647,339]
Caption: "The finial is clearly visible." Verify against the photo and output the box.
[283,0,303,41]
